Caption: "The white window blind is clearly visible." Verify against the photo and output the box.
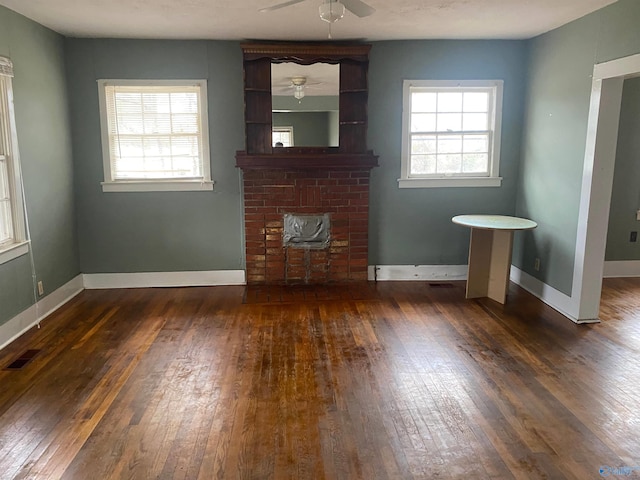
[103,84,205,180]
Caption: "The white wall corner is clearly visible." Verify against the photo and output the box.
[368,265,468,282]
[509,266,599,324]
[0,274,84,351]
[83,270,246,289]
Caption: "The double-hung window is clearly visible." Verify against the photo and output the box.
[0,56,28,265]
[98,80,212,192]
[272,126,294,147]
[399,80,503,188]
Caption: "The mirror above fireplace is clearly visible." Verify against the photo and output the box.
[271,62,339,148]
[237,42,375,161]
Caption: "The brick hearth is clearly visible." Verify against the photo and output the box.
[241,167,373,285]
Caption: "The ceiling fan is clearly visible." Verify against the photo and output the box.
[273,76,324,100]
[260,0,375,25]
[289,76,308,100]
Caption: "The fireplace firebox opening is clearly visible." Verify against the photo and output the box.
[283,214,330,249]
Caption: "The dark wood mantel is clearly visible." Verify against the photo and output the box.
[236,150,378,170]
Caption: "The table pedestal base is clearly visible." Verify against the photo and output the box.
[466,228,514,304]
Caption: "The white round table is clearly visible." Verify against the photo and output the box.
[452,215,537,304]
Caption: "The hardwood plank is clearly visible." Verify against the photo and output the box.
[1,280,640,479]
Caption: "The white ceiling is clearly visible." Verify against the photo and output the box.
[0,0,618,41]
[272,63,339,96]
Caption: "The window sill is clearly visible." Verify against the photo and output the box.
[0,241,29,266]
[101,180,214,192]
[398,177,502,189]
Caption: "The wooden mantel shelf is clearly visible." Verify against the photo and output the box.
[235,151,378,170]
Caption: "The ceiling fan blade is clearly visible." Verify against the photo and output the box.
[341,0,375,17]
[259,0,307,13]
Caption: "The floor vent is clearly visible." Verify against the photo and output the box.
[5,349,40,370]
[429,283,455,288]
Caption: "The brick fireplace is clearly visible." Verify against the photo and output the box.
[236,42,377,284]
[237,154,377,285]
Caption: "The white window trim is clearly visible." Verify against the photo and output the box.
[0,241,29,265]
[97,79,213,193]
[100,180,213,193]
[0,56,28,265]
[399,79,504,189]
[273,126,294,147]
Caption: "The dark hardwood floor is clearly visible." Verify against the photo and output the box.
[1,279,639,479]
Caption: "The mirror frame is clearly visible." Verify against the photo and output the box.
[238,42,372,156]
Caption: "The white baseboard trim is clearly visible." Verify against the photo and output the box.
[509,266,599,324]
[1,270,246,352]
[83,270,246,289]
[368,264,468,282]
[0,274,84,351]
[1,265,595,352]
[368,264,597,324]
[603,260,640,278]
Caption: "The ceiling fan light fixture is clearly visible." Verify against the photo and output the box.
[293,84,305,100]
[319,1,345,23]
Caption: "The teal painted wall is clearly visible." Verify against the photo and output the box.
[273,111,331,146]
[328,110,339,147]
[272,95,338,111]
[65,39,245,273]
[606,77,640,261]
[68,39,530,275]
[516,0,640,295]
[368,40,528,266]
[0,6,79,326]
[272,95,338,146]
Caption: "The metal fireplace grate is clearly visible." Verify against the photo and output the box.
[283,214,330,249]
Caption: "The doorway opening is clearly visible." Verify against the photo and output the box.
[574,54,640,321]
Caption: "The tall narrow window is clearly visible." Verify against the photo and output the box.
[400,80,503,188]
[98,80,212,192]
[0,56,28,265]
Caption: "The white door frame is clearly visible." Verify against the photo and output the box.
[572,53,640,321]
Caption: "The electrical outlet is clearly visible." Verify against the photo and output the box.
[637,209,640,221]
[631,231,638,243]
[534,258,541,271]
[37,281,44,296]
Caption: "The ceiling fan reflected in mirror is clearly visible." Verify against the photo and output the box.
[291,76,308,100]
[273,76,324,101]
[260,0,375,37]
